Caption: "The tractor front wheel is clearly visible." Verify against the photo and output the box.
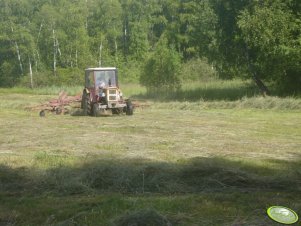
[92,103,101,117]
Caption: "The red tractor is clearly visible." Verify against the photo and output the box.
[81,67,133,116]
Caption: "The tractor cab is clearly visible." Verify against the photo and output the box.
[85,67,118,89]
[82,67,133,116]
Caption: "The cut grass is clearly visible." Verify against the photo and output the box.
[0,83,301,225]
[156,96,301,110]
[0,190,300,225]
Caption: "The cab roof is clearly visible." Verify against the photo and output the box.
[85,67,117,71]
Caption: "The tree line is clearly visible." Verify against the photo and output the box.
[0,0,300,94]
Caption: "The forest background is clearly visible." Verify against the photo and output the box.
[0,0,300,95]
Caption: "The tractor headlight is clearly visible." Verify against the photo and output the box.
[101,92,105,97]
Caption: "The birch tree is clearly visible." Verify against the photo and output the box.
[88,0,122,65]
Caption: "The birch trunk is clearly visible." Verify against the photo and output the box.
[245,47,269,96]
[85,0,88,30]
[10,26,24,75]
[114,26,118,62]
[35,50,40,72]
[70,54,73,68]
[33,52,38,72]
[15,41,23,75]
[29,58,33,89]
[75,48,78,67]
[37,22,43,44]
[253,73,270,96]
[70,46,73,67]
[56,38,61,57]
[99,41,103,67]
[53,29,57,75]
[124,24,127,56]
[114,38,118,62]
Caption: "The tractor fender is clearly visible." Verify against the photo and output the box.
[83,88,90,94]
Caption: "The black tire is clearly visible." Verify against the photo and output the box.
[39,110,45,117]
[82,91,91,116]
[55,107,62,115]
[126,100,134,115]
[92,103,100,117]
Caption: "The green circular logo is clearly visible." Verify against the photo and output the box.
[267,206,299,224]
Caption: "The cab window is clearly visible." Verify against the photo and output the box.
[95,70,116,87]
[85,71,95,87]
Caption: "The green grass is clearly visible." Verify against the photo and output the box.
[0,83,146,97]
[0,80,301,225]
[0,86,83,96]
[134,79,259,101]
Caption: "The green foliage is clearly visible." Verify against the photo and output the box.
[140,36,181,92]
[19,68,83,87]
[128,22,149,60]
[118,60,142,83]
[238,1,301,93]
[0,61,17,87]
[180,58,217,82]
[0,0,300,94]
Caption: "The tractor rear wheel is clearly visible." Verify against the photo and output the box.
[82,91,91,116]
[126,99,134,115]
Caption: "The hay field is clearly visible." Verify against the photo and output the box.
[0,81,300,225]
